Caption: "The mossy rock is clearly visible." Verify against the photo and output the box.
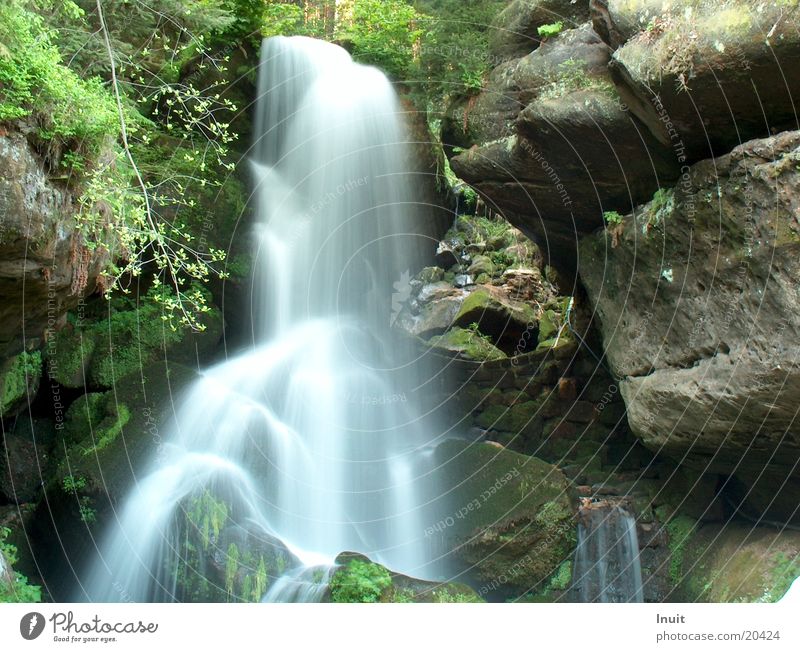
[467,255,495,278]
[175,504,299,603]
[537,309,560,343]
[417,266,445,284]
[674,523,800,603]
[0,351,41,417]
[453,287,537,340]
[34,360,202,599]
[63,392,131,453]
[475,400,542,433]
[428,327,506,362]
[431,439,576,595]
[327,553,483,603]
[50,361,199,502]
[46,300,222,389]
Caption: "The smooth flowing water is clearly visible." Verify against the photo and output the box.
[79,36,444,602]
[571,502,644,603]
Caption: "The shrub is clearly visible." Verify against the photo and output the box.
[0,528,42,603]
[329,559,392,603]
[537,21,563,38]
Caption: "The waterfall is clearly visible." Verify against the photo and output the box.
[78,36,444,602]
[571,502,644,603]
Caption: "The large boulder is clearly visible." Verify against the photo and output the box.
[673,523,800,602]
[489,0,592,61]
[580,131,800,523]
[450,23,679,276]
[0,130,113,360]
[445,23,611,151]
[430,439,576,596]
[605,0,800,160]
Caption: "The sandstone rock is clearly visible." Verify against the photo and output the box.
[580,131,800,522]
[32,361,200,599]
[417,281,461,305]
[435,240,460,268]
[451,25,679,275]
[489,0,592,61]
[590,0,657,49]
[607,1,800,160]
[45,299,222,389]
[0,131,113,360]
[445,23,615,152]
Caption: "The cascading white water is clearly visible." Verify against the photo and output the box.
[571,503,644,603]
[79,36,446,602]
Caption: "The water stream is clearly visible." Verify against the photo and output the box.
[79,36,444,602]
[571,502,644,603]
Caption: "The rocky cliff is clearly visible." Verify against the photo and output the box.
[439,0,800,599]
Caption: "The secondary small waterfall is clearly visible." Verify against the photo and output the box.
[78,36,444,602]
[571,502,644,603]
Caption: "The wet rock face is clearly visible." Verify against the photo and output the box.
[430,439,576,596]
[0,131,112,361]
[579,131,800,522]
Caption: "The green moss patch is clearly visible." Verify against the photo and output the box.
[47,297,221,389]
[0,351,41,417]
[675,522,800,602]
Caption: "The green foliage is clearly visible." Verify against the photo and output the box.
[430,587,482,602]
[186,490,229,551]
[79,402,130,456]
[48,289,214,389]
[8,0,242,330]
[661,511,697,586]
[415,0,507,103]
[225,543,240,597]
[429,326,506,362]
[765,552,800,602]
[261,2,306,38]
[0,527,42,603]
[548,560,572,591]
[329,558,392,603]
[0,0,120,151]
[78,497,97,524]
[651,187,672,211]
[62,474,87,492]
[339,0,422,79]
[537,21,563,38]
[603,210,624,226]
